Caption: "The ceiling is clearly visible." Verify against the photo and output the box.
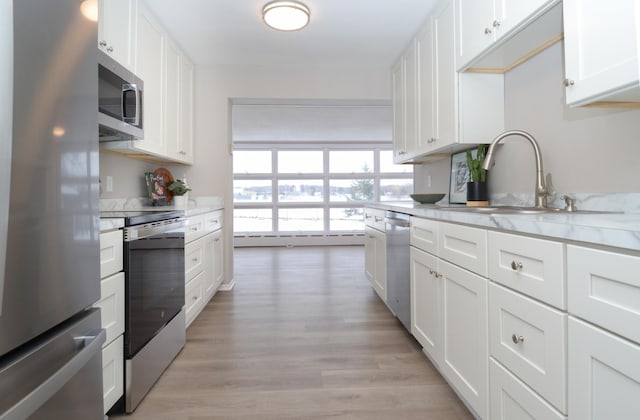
[144,0,439,68]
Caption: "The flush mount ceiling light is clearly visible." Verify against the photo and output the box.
[262,1,310,31]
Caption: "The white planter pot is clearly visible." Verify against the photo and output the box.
[173,195,187,210]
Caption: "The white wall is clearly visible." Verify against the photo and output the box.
[100,62,391,284]
[414,42,640,198]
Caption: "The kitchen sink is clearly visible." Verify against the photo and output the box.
[440,206,615,215]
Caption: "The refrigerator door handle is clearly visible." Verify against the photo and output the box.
[0,329,106,420]
[0,0,13,317]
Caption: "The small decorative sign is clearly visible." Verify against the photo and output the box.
[145,172,168,206]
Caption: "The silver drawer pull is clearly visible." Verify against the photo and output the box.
[192,258,198,262]
[512,334,525,344]
[511,261,523,271]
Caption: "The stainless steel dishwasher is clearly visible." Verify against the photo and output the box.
[385,211,411,331]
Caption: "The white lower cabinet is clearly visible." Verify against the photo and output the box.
[440,259,488,419]
[102,335,124,414]
[568,316,640,420]
[184,210,225,327]
[410,246,441,363]
[364,217,387,302]
[489,282,567,413]
[490,358,566,420]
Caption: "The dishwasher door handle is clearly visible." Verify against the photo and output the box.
[385,218,410,228]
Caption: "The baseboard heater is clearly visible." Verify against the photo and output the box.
[234,233,365,247]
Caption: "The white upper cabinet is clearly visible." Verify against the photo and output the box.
[391,59,406,163]
[455,0,562,72]
[165,38,181,162]
[135,3,166,155]
[392,0,504,162]
[563,0,640,106]
[178,56,195,163]
[98,0,136,71]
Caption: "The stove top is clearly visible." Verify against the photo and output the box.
[100,209,185,226]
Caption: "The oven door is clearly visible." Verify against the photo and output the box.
[124,229,185,357]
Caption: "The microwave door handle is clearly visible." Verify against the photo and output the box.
[122,83,140,125]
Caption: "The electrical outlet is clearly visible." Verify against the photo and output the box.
[106,176,114,192]
[427,175,432,188]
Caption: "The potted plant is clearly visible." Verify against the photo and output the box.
[466,144,489,206]
[168,179,191,209]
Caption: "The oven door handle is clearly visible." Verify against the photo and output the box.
[123,219,186,241]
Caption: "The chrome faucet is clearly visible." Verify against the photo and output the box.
[481,130,550,209]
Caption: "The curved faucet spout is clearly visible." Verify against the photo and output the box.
[481,130,549,209]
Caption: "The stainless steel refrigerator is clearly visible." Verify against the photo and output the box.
[0,0,105,418]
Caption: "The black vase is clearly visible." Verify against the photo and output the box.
[466,181,488,205]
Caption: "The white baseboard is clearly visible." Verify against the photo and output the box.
[218,278,235,291]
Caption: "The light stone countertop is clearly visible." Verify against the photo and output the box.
[368,201,640,253]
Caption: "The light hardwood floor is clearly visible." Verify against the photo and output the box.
[111,246,473,420]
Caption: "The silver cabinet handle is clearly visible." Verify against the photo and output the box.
[99,40,107,47]
[493,20,501,28]
[512,334,525,344]
[563,78,575,87]
[484,27,492,35]
[511,261,523,271]
[106,46,114,53]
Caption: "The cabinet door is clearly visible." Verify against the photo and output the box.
[100,229,123,279]
[440,260,488,419]
[563,0,639,105]
[391,59,406,163]
[404,40,418,159]
[98,0,136,70]
[135,4,165,153]
[179,55,195,163]
[164,38,181,161]
[212,228,224,292]
[410,247,441,364]
[496,0,556,41]
[373,228,387,302]
[417,22,434,152]
[432,0,456,149]
[202,234,215,300]
[455,0,494,70]
[568,316,640,420]
[364,226,377,285]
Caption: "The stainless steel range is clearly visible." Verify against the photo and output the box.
[101,210,186,413]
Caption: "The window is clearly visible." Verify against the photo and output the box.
[233,147,412,237]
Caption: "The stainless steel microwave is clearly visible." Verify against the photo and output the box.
[98,50,143,141]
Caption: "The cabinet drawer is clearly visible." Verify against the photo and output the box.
[99,229,123,278]
[490,358,567,420]
[489,283,567,413]
[410,217,438,254]
[568,245,640,344]
[185,272,204,327]
[102,335,124,414]
[185,238,205,282]
[569,316,640,420]
[438,222,487,276]
[488,231,565,309]
[203,210,223,233]
[93,272,125,344]
[364,207,385,231]
[185,214,204,243]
